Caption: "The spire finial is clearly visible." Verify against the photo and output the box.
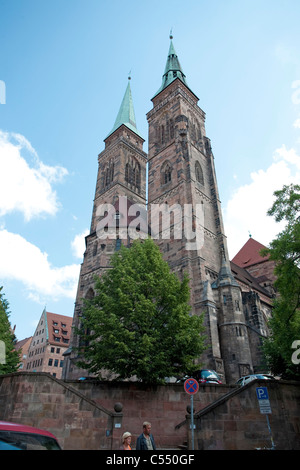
[128,69,131,80]
[169,28,173,40]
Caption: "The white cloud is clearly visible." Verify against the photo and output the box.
[0,130,68,221]
[293,118,300,129]
[71,229,89,259]
[224,145,300,259]
[292,80,300,105]
[0,229,80,302]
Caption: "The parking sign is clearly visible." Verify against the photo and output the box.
[256,387,272,414]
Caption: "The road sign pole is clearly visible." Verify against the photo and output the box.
[191,394,194,451]
[184,378,199,451]
[266,414,275,450]
[256,387,275,450]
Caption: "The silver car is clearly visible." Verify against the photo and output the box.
[236,374,274,386]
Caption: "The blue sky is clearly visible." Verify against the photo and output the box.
[1,0,300,340]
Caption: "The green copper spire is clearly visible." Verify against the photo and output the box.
[106,77,143,140]
[153,34,189,98]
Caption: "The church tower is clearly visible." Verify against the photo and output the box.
[63,78,147,380]
[146,36,253,383]
[65,38,255,384]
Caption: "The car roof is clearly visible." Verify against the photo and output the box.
[0,421,56,439]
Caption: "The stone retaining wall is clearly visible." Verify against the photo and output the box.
[0,372,299,450]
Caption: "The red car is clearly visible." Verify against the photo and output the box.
[0,421,61,450]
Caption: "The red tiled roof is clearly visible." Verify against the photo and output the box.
[231,238,269,268]
[15,337,32,351]
[46,312,73,346]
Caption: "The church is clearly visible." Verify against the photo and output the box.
[63,37,275,384]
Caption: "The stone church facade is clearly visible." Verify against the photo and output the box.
[63,38,274,384]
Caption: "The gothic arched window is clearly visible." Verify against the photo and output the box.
[85,288,95,300]
[161,125,165,145]
[195,161,204,185]
[104,159,114,188]
[125,157,141,192]
[164,165,172,184]
[161,161,172,186]
[169,119,174,139]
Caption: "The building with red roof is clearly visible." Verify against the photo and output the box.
[15,336,32,371]
[23,309,72,379]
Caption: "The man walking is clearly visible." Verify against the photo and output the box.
[136,421,156,450]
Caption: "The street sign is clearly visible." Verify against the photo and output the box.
[256,386,269,400]
[184,378,199,395]
[256,387,275,449]
[256,387,272,414]
[184,378,199,451]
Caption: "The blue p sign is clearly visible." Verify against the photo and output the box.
[256,387,269,400]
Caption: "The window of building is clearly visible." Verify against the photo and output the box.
[161,161,172,185]
[125,158,141,192]
[164,165,171,184]
[104,159,114,188]
[195,161,204,185]
[115,238,122,251]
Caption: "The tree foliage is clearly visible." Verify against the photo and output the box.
[76,238,206,384]
[0,286,20,374]
[261,184,300,379]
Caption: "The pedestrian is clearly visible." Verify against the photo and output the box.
[120,432,132,450]
[136,421,156,450]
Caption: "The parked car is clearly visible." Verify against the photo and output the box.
[177,369,222,384]
[196,369,222,384]
[235,374,275,387]
[0,421,61,450]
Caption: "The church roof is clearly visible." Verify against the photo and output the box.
[230,261,272,299]
[106,78,144,140]
[152,35,197,100]
[231,237,269,268]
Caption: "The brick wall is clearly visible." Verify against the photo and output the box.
[190,379,300,450]
[0,373,299,450]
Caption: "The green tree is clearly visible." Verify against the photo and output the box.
[0,287,20,374]
[262,184,300,379]
[76,238,206,384]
